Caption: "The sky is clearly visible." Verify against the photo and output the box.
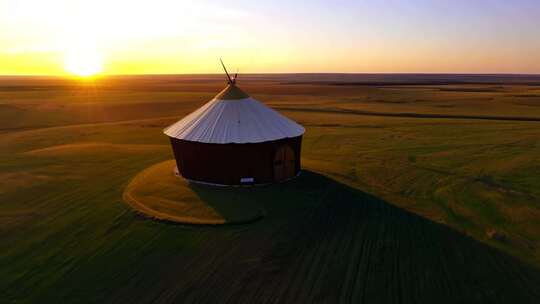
[0,0,539,75]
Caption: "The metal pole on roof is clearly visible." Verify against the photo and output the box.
[219,58,234,84]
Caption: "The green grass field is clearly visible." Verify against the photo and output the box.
[1,76,540,303]
[123,160,265,224]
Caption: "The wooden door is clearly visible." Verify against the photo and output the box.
[274,145,296,182]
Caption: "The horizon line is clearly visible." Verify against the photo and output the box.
[1,72,540,77]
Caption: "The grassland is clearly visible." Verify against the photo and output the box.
[1,75,540,303]
[123,160,265,224]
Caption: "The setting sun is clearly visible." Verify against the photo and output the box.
[64,49,103,77]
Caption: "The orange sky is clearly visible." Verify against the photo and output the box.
[1,0,539,75]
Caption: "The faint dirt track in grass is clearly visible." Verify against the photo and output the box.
[24,142,167,156]
[278,106,540,122]
[0,115,179,135]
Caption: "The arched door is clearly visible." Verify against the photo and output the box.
[274,145,296,182]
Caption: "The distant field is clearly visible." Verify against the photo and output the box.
[1,75,540,303]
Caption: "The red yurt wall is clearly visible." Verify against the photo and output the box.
[169,136,302,185]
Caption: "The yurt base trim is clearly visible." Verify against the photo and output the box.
[175,166,302,187]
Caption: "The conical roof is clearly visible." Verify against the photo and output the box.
[164,84,305,144]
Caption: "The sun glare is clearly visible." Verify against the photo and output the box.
[64,49,103,77]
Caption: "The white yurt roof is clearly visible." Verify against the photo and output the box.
[164,84,305,144]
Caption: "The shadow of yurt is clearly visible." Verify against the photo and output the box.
[181,170,540,303]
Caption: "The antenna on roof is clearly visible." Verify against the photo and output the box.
[233,68,238,83]
[219,58,234,84]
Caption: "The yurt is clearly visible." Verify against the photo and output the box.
[163,66,305,186]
